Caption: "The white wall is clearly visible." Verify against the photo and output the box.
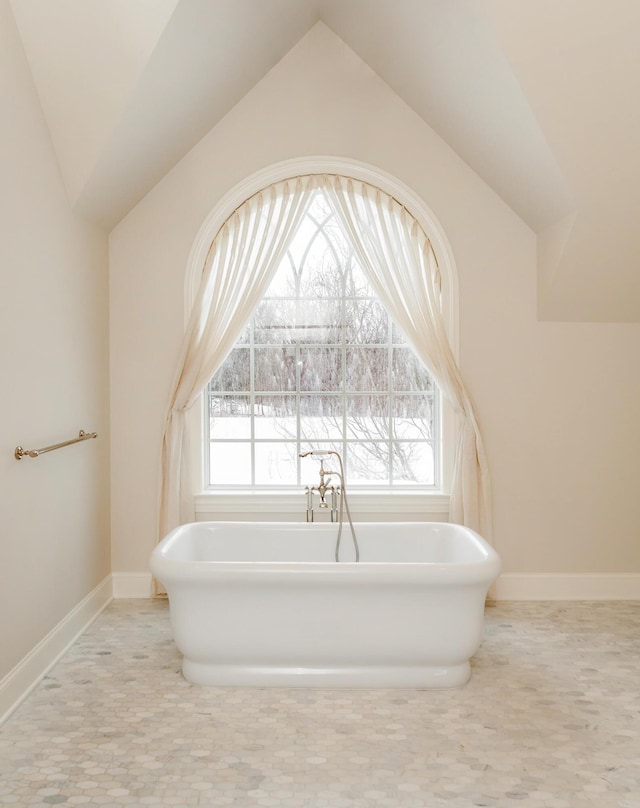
[0,1,111,681]
[109,25,640,582]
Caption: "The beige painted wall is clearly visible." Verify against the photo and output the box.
[0,2,111,680]
[109,25,640,577]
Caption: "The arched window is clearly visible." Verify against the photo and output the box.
[206,187,438,488]
[161,162,491,541]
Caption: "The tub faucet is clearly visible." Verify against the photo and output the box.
[317,459,337,506]
[303,459,339,522]
[301,452,338,517]
[299,450,359,561]
[300,450,333,512]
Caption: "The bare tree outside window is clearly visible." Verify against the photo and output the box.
[206,189,438,488]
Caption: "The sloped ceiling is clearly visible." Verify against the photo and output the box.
[9,0,640,322]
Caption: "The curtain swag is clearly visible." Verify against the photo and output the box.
[158,174,492,548]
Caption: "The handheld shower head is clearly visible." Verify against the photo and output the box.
[299,450,334,458]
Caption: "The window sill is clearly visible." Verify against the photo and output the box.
[194,490,450,518]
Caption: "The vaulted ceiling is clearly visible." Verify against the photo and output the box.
[9,0,640,322]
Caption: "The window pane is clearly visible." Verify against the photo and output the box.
[345,261,376,297]
[301,231,333,280]
[347,443,389,485]
[263,260,297,297]
[209,348,250,391]
[284,216,316,273]
[392,347,433,391]
[254,347,297,391]
[346,347,388,391]
[255,443,297,485]
[393,394,433,440]
[300,347,342,391]
[209,395,251,439]
[391,322,408,344]
[235,323,251,345]
[295,299,342,343]
[346,395,388,439]
[254,396,296,439]
[300,395,343,440]
[307,188,333,221]
[298,249,345,299]
[345,299,388,344]
[209,443,251,485]
[392,442,434,485]
[254,300,295,344]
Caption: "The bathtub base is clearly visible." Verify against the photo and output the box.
[182,659,471,689]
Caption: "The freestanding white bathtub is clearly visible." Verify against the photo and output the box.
[150,521,501,689]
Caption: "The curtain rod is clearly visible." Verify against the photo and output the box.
[216,173,439,267]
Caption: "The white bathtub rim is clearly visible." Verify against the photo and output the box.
[151,520,501,588]
[160,519,489,545]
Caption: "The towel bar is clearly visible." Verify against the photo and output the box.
[14,430,97,460]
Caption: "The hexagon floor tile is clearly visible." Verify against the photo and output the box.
[1,599,639,807]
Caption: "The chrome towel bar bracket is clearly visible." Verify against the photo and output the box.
[14,429,98,460]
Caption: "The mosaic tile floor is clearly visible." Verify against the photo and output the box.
[1,599,639,808]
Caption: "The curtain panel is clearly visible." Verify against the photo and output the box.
[159,176,316,541]
[321,175,491,538]
[158,174,492,548]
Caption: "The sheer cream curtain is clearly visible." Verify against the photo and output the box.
[159,177,316,541]
[322,175,492,538]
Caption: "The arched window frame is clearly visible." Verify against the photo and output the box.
[184,158,459,519]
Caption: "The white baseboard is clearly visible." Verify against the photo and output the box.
[112,572,154,598]
[0,576,113,726]
[496,573,640,601]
